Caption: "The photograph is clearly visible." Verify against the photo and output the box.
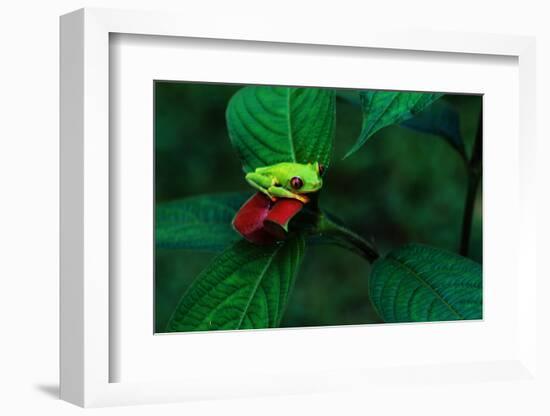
[154,82,483,333]
[4,0,539,412]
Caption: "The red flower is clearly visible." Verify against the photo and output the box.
[232,192,304,244]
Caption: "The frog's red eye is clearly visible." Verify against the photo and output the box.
[318,163,325,176]
[290,177,303,190]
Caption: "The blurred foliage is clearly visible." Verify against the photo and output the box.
[154,81,482,332]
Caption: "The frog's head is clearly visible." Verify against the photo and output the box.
[286,162,325,194]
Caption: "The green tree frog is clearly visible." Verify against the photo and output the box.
[245,162,325,204]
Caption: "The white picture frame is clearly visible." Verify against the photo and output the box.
[60,7,538,408]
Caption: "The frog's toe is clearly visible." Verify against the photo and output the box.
[298,195,310,204]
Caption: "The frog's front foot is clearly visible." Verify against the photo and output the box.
[296,194,310,204]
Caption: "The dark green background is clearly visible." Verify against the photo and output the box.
[155,81,482,332]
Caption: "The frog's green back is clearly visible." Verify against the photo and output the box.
[256,162,322,192]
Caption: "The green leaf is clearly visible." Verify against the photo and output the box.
[156,192,250,251]
[344,90,443,158]
[401,98,466,158]
[166,236,305,331]
[226,86,335,172]
[369,244,482,322]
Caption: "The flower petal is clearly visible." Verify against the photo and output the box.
[232,192,305,244]
[263,199,304,240]
[232,193,277,244]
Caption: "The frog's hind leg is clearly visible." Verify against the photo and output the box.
[245,172,277,201]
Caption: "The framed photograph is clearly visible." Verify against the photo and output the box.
[60,8,538,408]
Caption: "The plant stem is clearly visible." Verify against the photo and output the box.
[470,107,483,172]
[318,215,379,263]
[459,108,482,257]
[459,171,481,256]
